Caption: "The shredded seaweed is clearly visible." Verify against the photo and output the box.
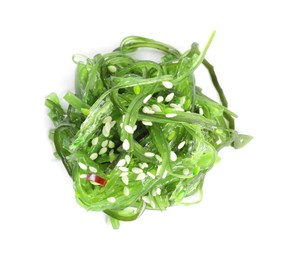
[46,32,252,228]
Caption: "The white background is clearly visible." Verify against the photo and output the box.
[1,0,291,259]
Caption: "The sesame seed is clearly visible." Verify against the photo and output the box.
[122,139,130,151]
[144,152,155,157]
[119,166,128,172]
[142,163,148,168]
[132,167,143,174]
[99,147,108,155]
[108,65,117,73]
[150,200,156,209]
[139,163,144,169]
[199,107,204,115]
[109,149,115,156]
[162,170,168,179]
[90,153,98,160]
[107,197,116,203]
[155,154,162,163]
[108,140,115,148]
[151,104,162,112]
[123,187,130,196]
[142,106,155,114]
[120,123,123,128]
[110,120,116,128]
[133,125,137,131]
[136,172,146,180]
[156,165,162,175]
[91,137,99,146]
[117,159,126,167]
[125,125,134,134]
[216,139,222,145]
[142,121,153,126]
[90,181,100,186]
[101,140,109,147]
[102,116,112,124]
[178,141,186,149]
[146,171,155,179]
[170,103,179,108]
[143,94,152,104]
[120,172,128,177]
[152,189,157,196]
[170,151,177,161]
[80,174,87,179]
[183,168,190,175]
[102,122,111,137]
[142,196,151,204]
[157,96,164,103]
[121,176,129,185]
[125,155,131,164]
[89,166,97,173]
[78,162,87,170]
[162,81,173,89]
[165,93,174,102]
[174,107,184,112]
[165,113,177,118]
[180,96,186,105]
[156,187,161,195]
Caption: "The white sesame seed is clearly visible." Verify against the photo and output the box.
[132,167,143,174]
[146,171,155,179]
[143,94,152,104]
[156,165,162,175]
[162,170,168,179]
[136,172,146,180]
[152,189,157,196]
[117,159,126,167]
[109,149,114,157]
[199,107,204,115]
[78,162,87,170]
[99,147,108,155]
[151,104,162,112]
[133,125,137,131]
[90,153,98,160]
[170,103,179,108]
[178,141,186,149]
[91,137,99,146]
[155,154,162,163]
[110,120,116,128]
[90,181,100,186]
[102,116,112,124]
[120,172,128,177]
[120,123,123,128]
[165,93,174,102]
[125,155,131,164]
[144,152,155,157]
[142,121,153,126]
[174,107,184,112]
[170,151,177,161]
[123,187,130,196]
[142,106,155,114]
[183,168,190,175]
[125,125,134,134]
[157,96,164,103]
[216,139,222,145]
[162,81,173,89]
[142,196,151,204]
[102,122,111,137]
[122,139,130,151]
[80,174,87,179]
[121,176,129,185]
[180,96,186,105]
[89,166,97,173]
[101,140,109,147]
[108,140,115,148]
[165,113,177,118]
[119,166,128,172]
[107,197,116,203]
[142,163,148,168]
[108,65,117,73]
[156,187,161,195]
[139,163,144,169]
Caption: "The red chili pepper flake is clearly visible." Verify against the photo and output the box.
[86,174,107,187]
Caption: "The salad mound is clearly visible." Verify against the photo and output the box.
[46,32,252,228]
